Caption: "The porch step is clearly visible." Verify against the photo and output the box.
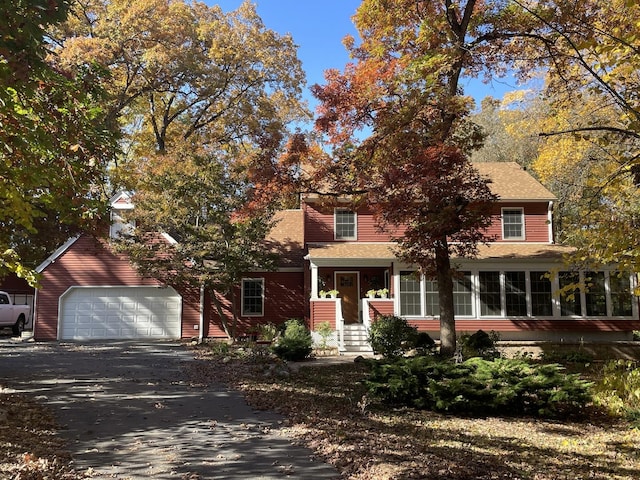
[342,323,373,354]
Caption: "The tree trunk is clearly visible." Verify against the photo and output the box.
[435,239,456,356]
[209,288,233,340]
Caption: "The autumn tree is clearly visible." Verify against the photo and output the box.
[507,0,640,277]
[51,0,308,177]
[51,0,309,332]
[120,144,279,339]
[0,0,118,281]
[470,94,542,168]
[311,0,558,355]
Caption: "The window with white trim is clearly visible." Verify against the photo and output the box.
[408,272,473,317]
[530,271,553,316]
[399,271,421,316]
[610,272,633,316]
[397,269,635,319]
[559,271,581,316]
[505,271,527,316]
[335,209,356,240]
[585,271,606,316]
[479,271,501,316]
[502,208,524,240]
[242,278,264,316]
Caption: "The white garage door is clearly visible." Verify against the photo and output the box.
[59,286,182,340]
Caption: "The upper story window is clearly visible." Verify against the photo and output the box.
[335,209,356,240]
[241,278,264,317]
[502,208,525,240]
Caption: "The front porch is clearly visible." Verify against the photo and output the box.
[309,297,394,353]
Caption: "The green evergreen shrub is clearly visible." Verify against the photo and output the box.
[368,315,418,358]
[365,356,592,417]
[541,348,595,364]
[271,318,313,361]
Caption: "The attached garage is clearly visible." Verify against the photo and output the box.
[59,286,182,340]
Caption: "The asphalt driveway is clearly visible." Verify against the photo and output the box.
[0,339,340,479]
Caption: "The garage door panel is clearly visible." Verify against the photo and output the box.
[60,287,182,340]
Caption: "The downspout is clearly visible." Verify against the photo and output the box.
[547,201,554,243]
[32,288,38,339]
[199,283,205,343]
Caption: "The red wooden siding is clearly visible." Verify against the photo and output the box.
[205,271,305,338]
[34,235,201,341]
[0,274,34,295]
[405,318,640,333]
[366,300,394,320]
[310,300,337,330]
[304,204,398,243]
[485,202,551,242]
[306,202,552,244]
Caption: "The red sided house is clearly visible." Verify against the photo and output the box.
[303,162,640,352]
[31,163,640,347]
[32,192,305,342]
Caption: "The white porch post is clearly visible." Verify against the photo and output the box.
[310,262,319,299]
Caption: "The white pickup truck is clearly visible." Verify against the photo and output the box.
[0,291,30,336]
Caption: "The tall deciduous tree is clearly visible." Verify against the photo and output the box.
[54,0,310,330]
[121,145,279,339]
[311,0,547,355]
[0,0,117,280]
[508,0,640,278]
[51,0,309,180]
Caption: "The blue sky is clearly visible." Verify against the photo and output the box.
[209,1,518,115]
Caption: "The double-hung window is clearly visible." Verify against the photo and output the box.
[505,271,527,316]
[421,272,473,317]
[242,278,264,316]
[335,209,356,240]
[502,208,525,240]
[399,271,421,316]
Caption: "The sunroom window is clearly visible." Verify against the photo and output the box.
[585,272,606,316]
[559,271,582,316]
[530,271,553,316]
[505,271,527,316]
[399,271,421,316]
[397,269,634,320]
[335,209,356,240]
[610,272,633,316]
[479,271,501,316]
[423,272,473,317]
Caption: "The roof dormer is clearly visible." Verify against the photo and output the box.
[109,191,135,239]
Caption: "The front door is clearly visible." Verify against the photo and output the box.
[336,272,359,324]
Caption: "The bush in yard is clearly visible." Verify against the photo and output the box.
[413,332,436,356]
[365,356,592,417]
[592,360,640,422]
[458,329,501,359]
[368,315,418,358]
[271,318,313,361]
[314,321,334,350]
